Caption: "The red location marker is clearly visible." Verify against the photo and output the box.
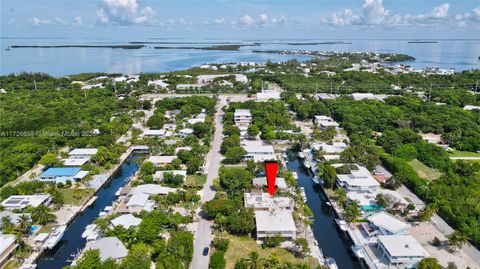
[265,161,279,196]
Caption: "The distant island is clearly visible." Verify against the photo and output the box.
[10,45,144,49]
[154,43,260,51]
[408,41,438,44]
[286,41,352,45]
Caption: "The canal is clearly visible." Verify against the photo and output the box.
[37,155,140,269]
[286,154,362,269]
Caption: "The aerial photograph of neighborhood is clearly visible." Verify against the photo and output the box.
[0,0,479,269]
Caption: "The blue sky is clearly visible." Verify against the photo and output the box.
[1,0,479,39]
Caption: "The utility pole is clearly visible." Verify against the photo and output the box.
[34,79,37,91]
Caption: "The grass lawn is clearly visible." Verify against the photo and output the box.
[39,224,56,233]
[224,235,319,268]
[223,164,248,168]
[448,150,480,158]
[3,260,21,269]
[58,188,95,206]
[408,159,443,181]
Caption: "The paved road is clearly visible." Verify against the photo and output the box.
[190,96,228,269]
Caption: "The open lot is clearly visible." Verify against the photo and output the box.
[408,159,443,181]
[58,188,95,205]
[224,235,319,268]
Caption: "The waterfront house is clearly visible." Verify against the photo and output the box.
[128,184,178,196]
[68,148,98,159]
[252,177,287,190]
[125,193,154,213]
[336,165,380,193]
[187,112,207,125]
[86,237,128,262]
[153,170,187,181]
[367,212,410,236]
[244,193,293,211]
[1,194,51,210]
[377,235,428,266]
[62,158,89,167]
[243,145,276,162]
[146,156,177,167]
[0,211,30,226]
[254,210,297,240]
[311,142,347,154]
[39,167,88,184]
[0,234,17,267]
[178,128,194,138]
[110,214,142,229]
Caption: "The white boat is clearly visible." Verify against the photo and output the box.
[335,219,348,231]
[293,172,298,180]
[312,176,321,184]
[300,187,307,202]
[303,160,311,169]
[82,224,98,239]
[325,257,338,269]
[44,225,67,249]
[298,152,305,158]
[325,201,332,207]
[351,244,365,259]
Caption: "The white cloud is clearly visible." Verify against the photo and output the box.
[55,17,69,26]
[259,14,268,25]
[239,15,255,26]
[73,16,83,25]
[96,0,156,25]
[362,0,389,24]
[29,17,52,26]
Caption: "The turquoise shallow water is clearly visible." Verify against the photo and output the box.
[1,38,479,76]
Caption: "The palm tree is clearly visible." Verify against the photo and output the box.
[345,201,362,223]
[1,216,14,233]
[448,231,468,253]
[419,203,438,222]
[263,253,280,269]
[16,214,32,235]
[244,251,264,269]
[32,205,55,225]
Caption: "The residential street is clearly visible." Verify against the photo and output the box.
[190,96,227,269]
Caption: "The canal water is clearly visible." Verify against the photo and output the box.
[286,154,362,269]
[36,155,140,269]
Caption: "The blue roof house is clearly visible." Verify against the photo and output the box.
[39,167,87,184]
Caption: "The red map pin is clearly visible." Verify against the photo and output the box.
[265,161,279,196]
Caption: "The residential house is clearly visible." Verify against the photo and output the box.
[178,128,194,138]
[336,165,380,193]
[314,115,339,130]
[1,194,51,210]
[243,145,276,162]
[38,167,88,184]
[367,212,410,236]
[86,237,128,262]
[146,156,177,167]
[0,234,17,267]
[68,148,98,159]
[377,235,428,265]
[255,210,297,240]
[153,170,187,181]
[244,193,293,211]
[110,214,142,229]
[252,177,287,190]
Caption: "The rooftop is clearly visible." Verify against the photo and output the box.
[368,212,410,234]
[129,184,177,196]
[69,148,98,156]
[337,165,380,188]
[243,145,275,154]
[62,158,89,166]
[244,193,294,209]
[110,214,142,229]
[253,177,287,189]
[255,210,296,232]
[1,194,51,209]
[146,156,177,164]
[41,167,81,177]
[378,235,428,257]
[126,193,149,207]
[234,109,252,117]
[153,170,187,180]
[87,237,128,261]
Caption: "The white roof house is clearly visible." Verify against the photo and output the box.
[349,93,388,101]
[87,237,128,262]
[142,129,166,137]
[153,170,187,181]
[0,234,17,266]
[148,79,169,88]
[336,165,380,192]
[128,184,177,196]
[1,195,51,210]
[377,235,428,265]
[234,109,252,127]
[368,212,410,236]
[243,146,276,162]
[146,156,177,166]
[255,210,297,239]
[244,193,293,211]
[311,142,347,154]
[125,193,153,213]
[62,158,89,166]
[253,177,287,190]
[314,115,339,129]
[110,214,142,229]
[463,105,480,111]
[68,148,98,159]
[0,211,30,226]
[178,128,194,138]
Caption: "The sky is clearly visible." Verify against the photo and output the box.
[1,0,480,39]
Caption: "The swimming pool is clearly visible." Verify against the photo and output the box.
[30,225,40,233]
[361,205,384,212]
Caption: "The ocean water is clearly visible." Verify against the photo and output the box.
[1,38,479,76]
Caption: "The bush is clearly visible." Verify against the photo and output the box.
[209,251,226,269]
[212,238,229,252]
[262,235,284,248]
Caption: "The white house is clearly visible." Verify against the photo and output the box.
[110,214,142,229]
[148,79,169,89]
[349,93,388,101]
[0,234,17,267]
[178,128,194,138]
[255,210,297,240]
[86,237,128,262]
[68,148,98,159]
[253,177,287,190]
[146,156,177,167]
[1,195,51,210]
[125,193,154,213]
[234,109,252,127]
[142,129,166,138]
[314,115,339,130]
[128,184,177,196]
[243,145,276,162]
[336,165,380,193]
[367,212,410,236]
[244,193,294,211]
[311,142,347,154]
[62,158,89,167]
[377,235,428,265]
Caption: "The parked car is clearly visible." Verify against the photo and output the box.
[202,247,209,256]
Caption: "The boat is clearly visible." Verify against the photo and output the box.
[82,224,98,239]
[312,176,320,184]
[300,187,307,202]
[351,244,365,259]
[325,201,332,207]
[303,160,311,169]
[325,257,338,269]
[44,225,67,249]
[298,152,305,158]
[335,219,348,231]
[293,172,298,180]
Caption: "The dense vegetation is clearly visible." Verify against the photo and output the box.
[284,94,480,247]
[0,73,135,186]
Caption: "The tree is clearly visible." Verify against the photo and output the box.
[209,251,226,269]
[345,201,361,223]
[67,250,104,269]
[243,251,263,269]
[211,237,229,252]
[228,208,255,235]
[321,165,336,189]
[225,146,247,164]
[431,236,441,247]
[375,194,387,208]
[333,188,347,207]
[16,214,32,235]
[120,243,151,269]
[418,204,438,222]
[219,167,253,193]
[1,216,14,233]
[140,162,155,176]
[293,238,310,258]
[38,152,58,167]
[417,258,442,269]
[247,124,260,137]
[448,231,468,252]
[262,235,284,248]
[31,204,55,225]
[221,135,240,154]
